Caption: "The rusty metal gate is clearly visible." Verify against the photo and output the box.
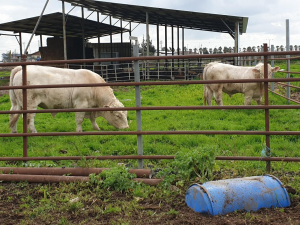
[1,43,300,181]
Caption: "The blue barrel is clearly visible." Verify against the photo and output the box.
[185,175,290,216]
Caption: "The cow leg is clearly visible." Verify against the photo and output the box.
[244,91,254,105]
[9,104,21,133]
[214,89,223,106]
[74,100,89,132]
[27,113,37,133]
[255,97,263,105]
[89,115,100,131]
[75,112,85,132]
[205,86,214,106]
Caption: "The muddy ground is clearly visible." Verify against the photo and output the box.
[0,182,299,225]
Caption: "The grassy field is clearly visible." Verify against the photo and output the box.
[0,62,300,224]
[0,64,299,168]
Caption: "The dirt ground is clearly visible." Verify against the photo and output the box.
[0,182,299,225]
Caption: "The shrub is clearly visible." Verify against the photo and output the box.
[89,166,137,192]
[158,147,216,186]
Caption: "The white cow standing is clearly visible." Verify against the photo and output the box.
[9,65,129,133]
[203,62,280,106]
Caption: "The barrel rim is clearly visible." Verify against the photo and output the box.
[265,174,291,206]
[188,183,215,215]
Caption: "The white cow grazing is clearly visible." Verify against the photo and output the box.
[203,62,280,106]
[9,65,129,133]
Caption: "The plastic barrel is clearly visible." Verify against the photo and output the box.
[185,175,290,216]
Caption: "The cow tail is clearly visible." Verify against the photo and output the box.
[203,64,209,106]
[9,66,22,128]
[9,66,22,86]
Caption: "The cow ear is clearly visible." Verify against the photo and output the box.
[252,69,261,78]
[272,67,280,72]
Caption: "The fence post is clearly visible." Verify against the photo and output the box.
[286,19,291,104]
[22,65,28,157]
[264,44,271,172]
[132,37,143,169]
[158,62,160,80]
[271,45,275,91]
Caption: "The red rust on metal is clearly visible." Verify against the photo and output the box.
[1,156,300,162]
[2,78,300,91]
[1,50,300,67]
[133,178,162,186]
[215,156,300,162]
[269,89,300,104]
[0,167,151,178]
[0,174,161,185]
[1,130,300,138]
[0,174,89,183]
[276,82,300,89]
[263,44,271,172]
[2,104,300,116]
[0,155,175,161]
[22,65,28,157]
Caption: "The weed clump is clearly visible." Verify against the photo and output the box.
[89,166,137,192]
[158,147,216,186]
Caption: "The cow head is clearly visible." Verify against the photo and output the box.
[252,63,280,79]
[102,100,129,129]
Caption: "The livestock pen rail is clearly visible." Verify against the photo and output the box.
[1,43,300,175]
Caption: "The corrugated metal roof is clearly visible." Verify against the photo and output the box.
[59,0,248,36]
[0,12,128,39]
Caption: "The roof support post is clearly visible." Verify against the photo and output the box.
[40,35,43,47]
[182,27,184,67]
[171,25,174,68]
[171,25,174,56]
[146,11,149,57]
[146,11,150,79]
[81,7,86,60]
[62,0,67,61]
[97,12,101,60]
[19,32,22,62]
[156,22,159,56]
[110,16,113,58]
[234,21,240,65]
[165,24,167,57]
[177,26,180,64]
[182,27,184,56]
[120,19,123,57]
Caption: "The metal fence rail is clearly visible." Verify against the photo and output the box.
[1,44,300,172]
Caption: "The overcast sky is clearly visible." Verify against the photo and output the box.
[0,0,299,57]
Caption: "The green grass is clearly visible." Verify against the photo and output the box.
[0,66,300,169]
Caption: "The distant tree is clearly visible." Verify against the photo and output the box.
[218,47,223,53]
[223,46,229,53]
[169,47,175,52]
[139,36,156,56]
[203,47,209,54]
